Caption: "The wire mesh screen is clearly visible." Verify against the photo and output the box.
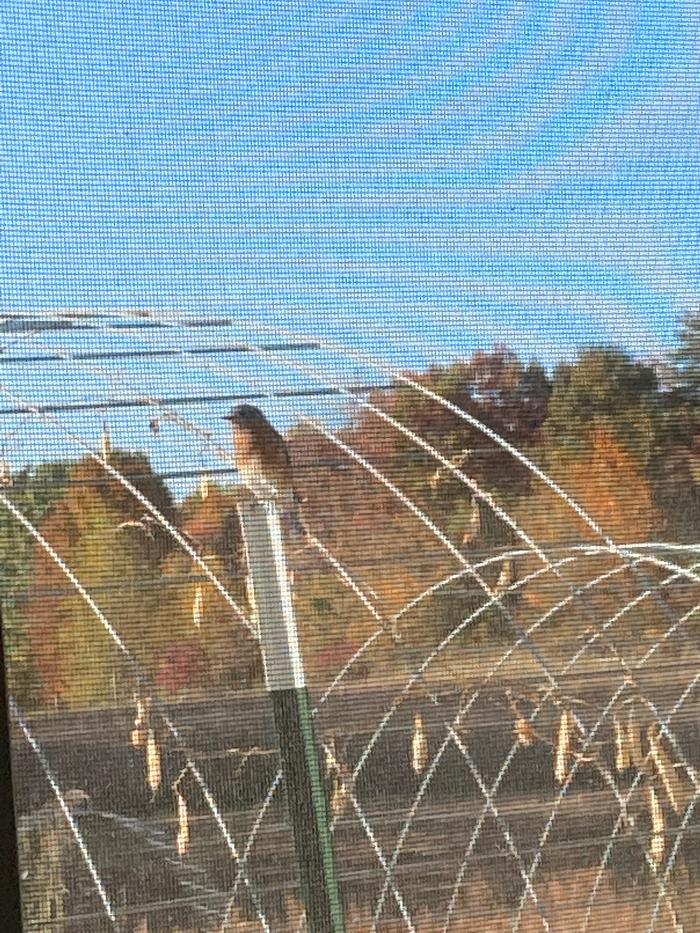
[1,311,699,933]
[3,6,700,933]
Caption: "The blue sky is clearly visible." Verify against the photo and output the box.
[1,1,700,387]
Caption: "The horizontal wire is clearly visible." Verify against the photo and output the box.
[0,314,252,332]
[0,382,397,415]
[0,341,321,365]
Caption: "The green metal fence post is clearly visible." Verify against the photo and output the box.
[237,499,345,933]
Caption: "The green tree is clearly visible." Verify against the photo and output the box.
[543,346,700,545]
[154,482,261,696]
[544,348,660,463]
[0,461,71,702]
[0,461,71,595]
[674,309,700,394]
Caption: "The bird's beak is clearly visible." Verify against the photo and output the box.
[222,414,234,421]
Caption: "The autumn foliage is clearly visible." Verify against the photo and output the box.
[4,344,700,707]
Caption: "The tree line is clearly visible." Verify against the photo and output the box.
[4,314,700,708]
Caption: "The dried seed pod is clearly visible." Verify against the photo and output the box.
[100,422,112,461]
[554,710,574,784]
[514,716,535,747]
[428,448,471,490]
[614,712,631,772]
[648,783,666,865]
[0,459,13,487]
[176,790,189,857]
[146,729,162,794]
[411,713,428,776]
[626,704,644,768]
[324,738,338,779]
[192,584,204,629]
[131,697,150,748]
[244,575,260,634]
[648,724,685,814]
[495,559,515,596]
[134,696,150,727]
[331,771,348,816]
[462,497,481,546]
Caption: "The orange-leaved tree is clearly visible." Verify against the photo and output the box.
[153,481,261,696]
[26,451,176,707]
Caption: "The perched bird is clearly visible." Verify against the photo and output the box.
[224,405,295,503]
[224,404,305,534]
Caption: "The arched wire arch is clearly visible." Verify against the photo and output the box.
[1,312,699,931]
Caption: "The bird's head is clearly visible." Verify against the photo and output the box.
[223,404,265,427]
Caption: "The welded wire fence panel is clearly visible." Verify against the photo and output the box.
[2,6,700,932]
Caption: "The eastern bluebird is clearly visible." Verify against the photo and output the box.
[224,404,305,535]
